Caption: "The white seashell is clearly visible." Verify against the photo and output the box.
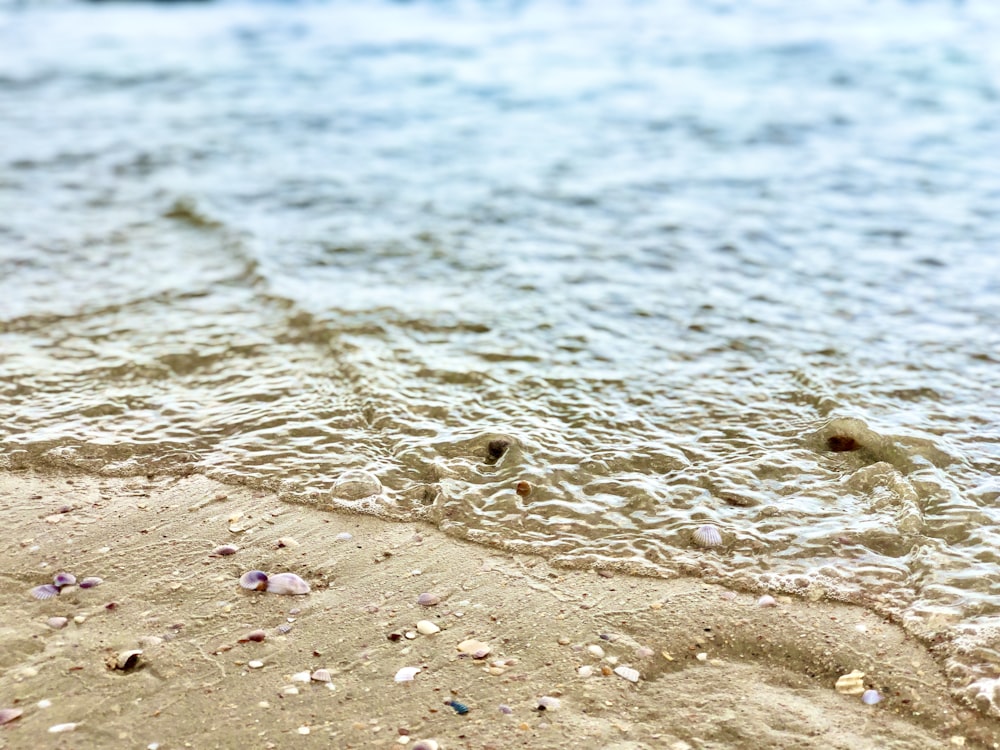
[416,620,440,635]
[835,670,866,695]
[457,639,490,657]
[757,595,778,608]
[265,573,310,596]
[0,708,24,725]
[614,665,640,683]
[114,649,143,671]
[692,524,723,547]
[248,660,263,669]
[411,741,439,750]
[537,696,560,711]
[335,532,353,541]
[332,469,382,500]
[394,666,421,682]
[577,665,594,678]
[311,669,332,683]
[47,616,68,630]
[48,722,78,733]
[587,644,605,659]
[291,671,312,683]
[862,689,882,705]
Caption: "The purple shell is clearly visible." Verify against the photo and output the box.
[862,689,883,705]
[417,592,441,606]
[30,584,60,600]
[239,570,269,591]
[79,577,103,589]
[53,572,77,588]
[264,572,310,596]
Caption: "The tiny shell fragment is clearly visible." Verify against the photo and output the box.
[0,708,23,726]
[394,666,420,682]
[614,665,640,683]
[248,660,263,669]
[835,669,866,695]
[291,671,312,683]
[577,665,594,678]
[48,722,78,733]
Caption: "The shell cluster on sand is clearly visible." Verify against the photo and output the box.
[30,572,102,600]
[238,570,310,596]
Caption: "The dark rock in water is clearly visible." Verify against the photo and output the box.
[827,435,860,452]
[487,439,510,460]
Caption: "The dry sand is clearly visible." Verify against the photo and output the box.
[0,469,996,749]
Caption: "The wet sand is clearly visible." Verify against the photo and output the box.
[0,470,994,749]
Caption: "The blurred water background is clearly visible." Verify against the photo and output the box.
[2,0,1000,714]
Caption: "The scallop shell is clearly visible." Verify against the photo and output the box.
[835,669,866,695]
[53,572,77,588]
[265,572,310,596]
[394,666,421,682]
[692,524,723,548]
[0,708,24,725]
[239,570,269,591]
[78,577,103,589]
[311,669,332,683]
[30,584,60,600]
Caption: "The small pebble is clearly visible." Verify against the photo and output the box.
[516,481,531,496]
[499,704,513,715]
[47,616,68,630]
[416,620,440,635]
[297,726,310,735]
[696,652,708,661]
[335,532,353,541]
[248,660,264,669]
[587,644,605,659]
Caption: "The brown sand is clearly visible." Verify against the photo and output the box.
[0,470,995,749]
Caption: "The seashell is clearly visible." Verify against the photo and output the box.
[411,741,439,750]
[332,469,382,500]
[537,696,560,711]
[835,669,866,695]
[499,704,513,714]
[445,700,469,715]
[276,623,293,635]
[0,708,24,725]
[248,660,264,669]
[30,584,60,600]
[614,665,640,683]
[394,666,421,682]
[516,481,531,496]
[335,532,353,541]
[239,570,269,591]
[48,722,78,733]
[211,544,239,556]
[457,639,490,658]
[757,595,778,608]
[276,537,300,548]
[78,577,103,589]
[692,524,723,548]
[113,649,143,671]
[53,572,77,588]
[311,669,332,683]
[577,665,594,678]
[417,592,441,606]
[587,644,605,659]
[47,616,68,630]
[861,689,882,705]
[265,572,310,596]
[416,620,440,635]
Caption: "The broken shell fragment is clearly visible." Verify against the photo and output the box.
[614,665,640,683]
[416,620,440,635]
[53,572,77,588]
[48,722,78,733]
[395,666,421,682]
[78,577,103,589]
[835,670,866,695]
[0,708,23,725]
[265,572,310,596]
[112,649,143,671]
[417,592,441,606]
[692,524,723,548]
[457,639,490,658]
[862,689,882,705]
[239,570,270,591]
[30,584,60,600]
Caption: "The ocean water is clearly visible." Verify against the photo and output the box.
[2,0,1000,716]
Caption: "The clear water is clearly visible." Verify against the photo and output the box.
[2,0,1000,716]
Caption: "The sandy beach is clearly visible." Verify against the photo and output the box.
[0,469,994,749]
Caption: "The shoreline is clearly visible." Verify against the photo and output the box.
[0,469,994,749]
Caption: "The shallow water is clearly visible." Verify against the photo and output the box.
[2,0,1000,715]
